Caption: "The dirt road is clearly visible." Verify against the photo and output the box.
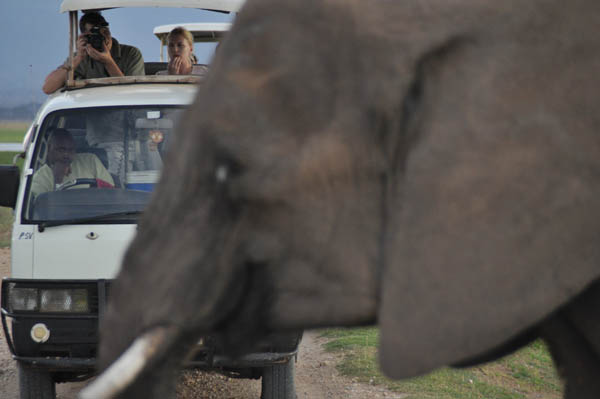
[0,247,405,398]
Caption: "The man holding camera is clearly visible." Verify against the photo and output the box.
[43,12,144,94]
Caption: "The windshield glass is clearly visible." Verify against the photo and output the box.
[24,106,184,224]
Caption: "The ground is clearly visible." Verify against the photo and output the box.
[0,247,405,398]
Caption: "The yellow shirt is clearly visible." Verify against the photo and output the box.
[31,153,114,198]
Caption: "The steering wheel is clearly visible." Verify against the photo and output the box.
[56,178,98,191]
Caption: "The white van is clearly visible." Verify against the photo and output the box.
[0,1,301,398]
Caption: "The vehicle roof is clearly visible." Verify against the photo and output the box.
[60,0,244,13]
[154,22,231,42]
[37,83,199,117]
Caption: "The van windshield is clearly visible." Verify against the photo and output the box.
[24,106,184,224]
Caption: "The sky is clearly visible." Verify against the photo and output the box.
[0,1,236,107]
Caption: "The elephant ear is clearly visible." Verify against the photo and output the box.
[378,55,600,378]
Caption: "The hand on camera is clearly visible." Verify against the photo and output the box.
[74,34,89,61]
[87,41,113,64]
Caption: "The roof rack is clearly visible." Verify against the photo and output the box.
[63,74,204,90]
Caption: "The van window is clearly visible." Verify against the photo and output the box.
[24,106,184,224]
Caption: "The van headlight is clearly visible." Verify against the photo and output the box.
[8,285,89,313]
[40,289,89,313]
[8,287,38,311]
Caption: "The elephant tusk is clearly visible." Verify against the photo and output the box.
[78,326,171,399]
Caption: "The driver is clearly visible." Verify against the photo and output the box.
[31,128,114,197]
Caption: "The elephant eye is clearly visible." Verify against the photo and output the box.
[213,153,243,185]
[215,165,228,183]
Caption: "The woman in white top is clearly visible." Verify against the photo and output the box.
[159,27,208,76]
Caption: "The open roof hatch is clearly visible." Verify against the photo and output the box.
[59,0,245,87]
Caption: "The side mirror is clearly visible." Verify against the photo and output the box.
[0,165,20,208]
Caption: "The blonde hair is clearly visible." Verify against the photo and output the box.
[167,27,198,63]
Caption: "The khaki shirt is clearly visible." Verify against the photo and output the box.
[31,153,115,198]
[63,38,145,78]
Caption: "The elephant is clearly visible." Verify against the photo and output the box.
[84,0,600,397]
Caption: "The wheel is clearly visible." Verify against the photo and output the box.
[261,359,296,399]
[17,361,56,399]
[57,178,98,190]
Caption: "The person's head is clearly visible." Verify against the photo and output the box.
[167,27,197,63]
[80,12,112,51]
[47,128,76,165]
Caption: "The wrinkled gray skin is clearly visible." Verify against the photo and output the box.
[98,0,600,397]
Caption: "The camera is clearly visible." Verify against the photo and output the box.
[87,26,105,51]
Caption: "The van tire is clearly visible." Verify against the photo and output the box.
[17,361,56,399]
[261,359,296,399]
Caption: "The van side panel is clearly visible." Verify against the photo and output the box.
[10,225,34,278]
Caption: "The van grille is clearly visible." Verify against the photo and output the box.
[91,280,112,318]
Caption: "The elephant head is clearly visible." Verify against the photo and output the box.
[86,0,600,397]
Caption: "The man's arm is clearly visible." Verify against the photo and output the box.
[42,54,86,95]
[87,43,124,77]
[42,66,69,95]
[31,166,54,198]
[42,36,89,94]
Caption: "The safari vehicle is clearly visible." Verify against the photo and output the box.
[0,1,301,398]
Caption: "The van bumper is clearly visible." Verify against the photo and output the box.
[1,278,301,381]
[11,349,298,372]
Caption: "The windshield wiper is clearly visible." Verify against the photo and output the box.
[37,211,143,232]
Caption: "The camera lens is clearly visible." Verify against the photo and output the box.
[87,26,104,51]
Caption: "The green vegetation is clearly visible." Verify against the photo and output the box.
[0,150,18,247]
[0,119,26,247]
[0,207,12,248]
[0,122,29,143]
[0,151,24,167]
[320,327,562,399]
